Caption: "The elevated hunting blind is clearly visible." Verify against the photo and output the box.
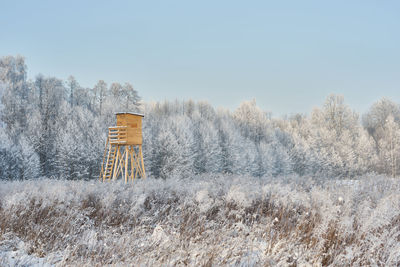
[100,112,146,182]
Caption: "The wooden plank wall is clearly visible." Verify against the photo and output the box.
[116,114,143,145]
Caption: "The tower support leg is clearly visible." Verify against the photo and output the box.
[139,145,146,178]
[102,144,146,182]
[124,146,129,183]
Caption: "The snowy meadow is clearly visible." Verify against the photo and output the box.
[1,175,400,266]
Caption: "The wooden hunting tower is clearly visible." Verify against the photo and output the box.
[100,112,146,182]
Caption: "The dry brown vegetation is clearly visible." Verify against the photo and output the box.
[0,175,400,266]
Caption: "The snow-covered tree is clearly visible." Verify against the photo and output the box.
[362,98,400,149]
[121,82,140,111]
[28,76,65,176]
[0,55,30,138]
[93,80,107,115]
[233,99,270,143]
[377,115,400,177]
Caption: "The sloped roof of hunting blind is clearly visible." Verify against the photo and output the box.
[116,112,144,117]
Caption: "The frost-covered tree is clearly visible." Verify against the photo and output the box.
[362,98,400,176]
[233,99,270,143]
[28,76,65,176]
[312,94,358,137]
[110,82,123,99]
[377,115,400,177]
[150,118,192,178]
[93,80,107,115]
[191,112,221,174]
[56,107,89,179]
[307,95,375,177]
[362,98,400,150]
[197,101,216,120]
[215,111,243,174]
[18,135,40,179]
[0,55,30,138]
[121,82,140,111]
[67,75,79,107]
[0,126,19,180]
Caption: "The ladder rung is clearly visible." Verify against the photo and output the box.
[102,136,121,182]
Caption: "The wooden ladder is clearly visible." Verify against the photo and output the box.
[100,138,118,181]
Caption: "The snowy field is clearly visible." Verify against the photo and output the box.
[1,175,400,266]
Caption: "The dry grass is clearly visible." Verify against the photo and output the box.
[0,175,400,266]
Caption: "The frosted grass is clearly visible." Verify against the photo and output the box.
[0,175,400,266]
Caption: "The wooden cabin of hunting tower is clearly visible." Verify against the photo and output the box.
[111,112,144,145]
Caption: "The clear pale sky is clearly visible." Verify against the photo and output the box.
[1,0,399,116]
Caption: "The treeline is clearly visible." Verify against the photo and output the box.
[1,55,399,180]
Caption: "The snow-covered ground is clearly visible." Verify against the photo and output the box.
[0,175,400,266]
